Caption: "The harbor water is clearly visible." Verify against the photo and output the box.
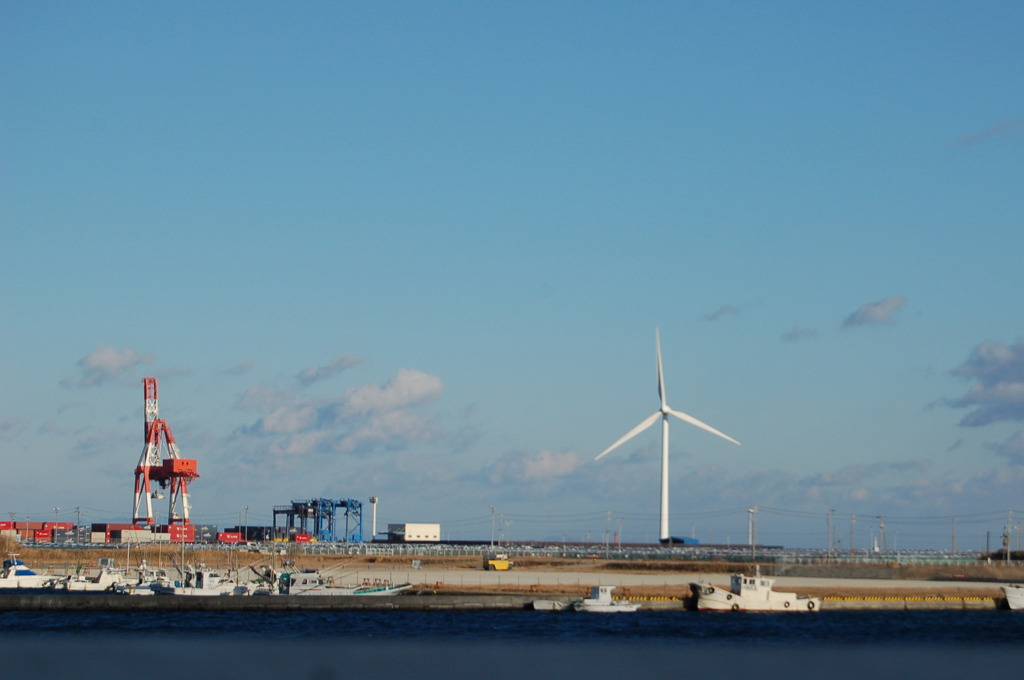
[2,609,1023,679]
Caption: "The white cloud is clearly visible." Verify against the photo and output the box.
[0,418,23,440]
[703,305,739,322]
[235,385,293,412]
[257,404,319,434]
[297,354,363,386]
[781,326,818,343]
[950,340,1024,426]
[986,431,1024,465]
[61,346,155,387]
[954,118,1024,146]
[343,369,443,416]
[842,295,906,328]
[222,360,257,376]
[230,367,446,467]
[335,410,439,454]
[487,449,584,484]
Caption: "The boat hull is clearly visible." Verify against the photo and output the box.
[1002,584,1024,610]
[695,583,820,612]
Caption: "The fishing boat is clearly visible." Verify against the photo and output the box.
[572,585,640,613]
[693,568,820,612]
[151,565,251,596]
[53,565,125,592]
[0,555,55,590]
[278,571,411,596]
[1002,584,1024,610]
[115,562,174,595]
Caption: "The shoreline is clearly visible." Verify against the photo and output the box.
[5,544,1020,611]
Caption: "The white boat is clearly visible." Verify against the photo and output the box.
[572,585,640,613]
[115,563,174,595]
[0,555,55,590]
[532,599,569,611]
[53,566,125,592]
[1002,584,1024,610]
[694,569,820,612]
[151,565,250,596]
[278,571,411,596]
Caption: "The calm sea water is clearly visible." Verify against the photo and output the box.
[2,610,1022,680]
[0,608,1020,642]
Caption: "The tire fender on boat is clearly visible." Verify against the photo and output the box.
[704,586,714,595]
[731,604,739,612]
[807,601,816,610]
[726,593,733,601]
[784,601,791,608]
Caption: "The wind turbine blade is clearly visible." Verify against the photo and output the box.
[655,328,666,410]
[595,411,661,460]
[667,408,741,446]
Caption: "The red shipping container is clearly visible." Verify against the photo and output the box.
[292,533,311,543]
[33,529,52,542]
[15,521,44,530]
[92,523,136,531]
[0,521,12,530]
[43,522,74,531]
[167,525,196,542]
[217,532,242,543]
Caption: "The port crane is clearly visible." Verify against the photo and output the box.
[132,377,199,526]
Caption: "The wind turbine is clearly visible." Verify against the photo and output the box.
[596,328,740,544]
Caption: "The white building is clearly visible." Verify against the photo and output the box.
[387,523,440,542]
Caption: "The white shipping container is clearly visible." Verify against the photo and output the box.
[90,531,108,544]
[116,530,155,543]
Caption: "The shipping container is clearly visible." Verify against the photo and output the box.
[90,531,109,544]
[112,529,156,543]
[193,525,217,544]
[292,533,311,543]
[0,521,13,530]
[43,522,74,531]
[92,523,136,532]
[217,532,242,543]
[15,521,44,531]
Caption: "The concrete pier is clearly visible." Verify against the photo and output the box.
[0,591,1003,611]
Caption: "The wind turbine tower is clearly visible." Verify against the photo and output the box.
[596,329,740,543]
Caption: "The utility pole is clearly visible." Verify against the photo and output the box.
[952,517,957,554]
[604,511,611,557]
[878,516,887,557]
[826,509,834,562]
[748,506,758,561]
[850,514,856,560]
[1005,511,1013,564]
[489,506,495,548]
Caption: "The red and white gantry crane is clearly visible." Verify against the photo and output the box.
[132,377,199,526]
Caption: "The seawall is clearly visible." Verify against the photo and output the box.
[0,592,1004,611]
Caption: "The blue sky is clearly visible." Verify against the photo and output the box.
[2,2,1022,550]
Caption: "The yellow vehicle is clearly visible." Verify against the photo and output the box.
[483,553,512,571]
